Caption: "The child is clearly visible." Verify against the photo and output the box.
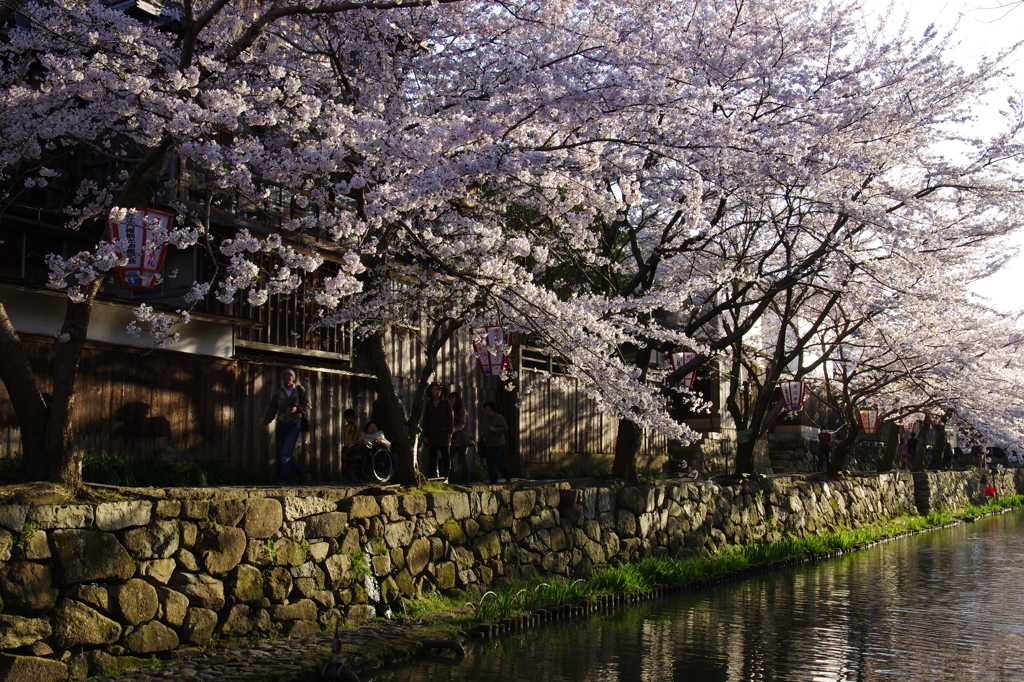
[981,475,996,500]
[342,409,360,457]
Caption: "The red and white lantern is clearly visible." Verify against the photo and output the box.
[780,380,806,412]
[669,351,698,389]
[858,408,880,434]
[106,208,174,291]
[471,326,512,377]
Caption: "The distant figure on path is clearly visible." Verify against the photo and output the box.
[897,436,909,470]
[817,429,832,472]
[942,442,954,469]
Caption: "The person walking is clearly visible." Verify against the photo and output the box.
[449,391,471,484]
[261,368,308,484]
[422,382,453,479]
[479,400,513,485]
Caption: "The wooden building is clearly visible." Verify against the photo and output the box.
[0,167,670,480]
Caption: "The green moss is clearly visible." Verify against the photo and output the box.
[346,550,369,581]
[12,522,40,549]
[110,655,161,674]
[400,480,459,496]
[264,538,278,563]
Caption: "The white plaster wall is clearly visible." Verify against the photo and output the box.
[1,286,234,358]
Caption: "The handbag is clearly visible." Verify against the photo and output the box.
[297,385,310,432]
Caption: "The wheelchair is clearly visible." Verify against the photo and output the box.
[344,440,395,484]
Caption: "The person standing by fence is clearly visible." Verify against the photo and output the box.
[261,368,308,485]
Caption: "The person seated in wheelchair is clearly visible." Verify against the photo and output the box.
[348,421,391,475]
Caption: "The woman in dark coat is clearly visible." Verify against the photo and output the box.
[422,382,453,479]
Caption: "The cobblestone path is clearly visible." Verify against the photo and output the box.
[95,618,463,682]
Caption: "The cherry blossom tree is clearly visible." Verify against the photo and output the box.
[489,0,1024,476]
[0,0,698,488]
[817,285,1024,474]
[4,0,1024,492]
[0,0,461,488]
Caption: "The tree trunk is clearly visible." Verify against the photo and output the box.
[733,401,781,475]
[612,418,641,484]
[928,423,947,470]
[910,420,932,472]
[368,332,424,487]
[877,423,900,472]
[0,304,49,468]
[734,438,756,475]
[5,279,102,490]
[611,347,652,484]
[828,423,862,476]
[504,349,522,477]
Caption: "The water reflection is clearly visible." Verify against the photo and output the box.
[371,511,1024,682]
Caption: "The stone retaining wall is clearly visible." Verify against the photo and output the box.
[913,469,1023,514]
[0,470,1019,680]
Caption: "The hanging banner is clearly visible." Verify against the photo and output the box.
[471,326,512,377]
[669,352,698,389]
[858,408,880,434]
[106,207,175,291]
[779,380,806,412]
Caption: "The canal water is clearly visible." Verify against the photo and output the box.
[370,510,1024,682]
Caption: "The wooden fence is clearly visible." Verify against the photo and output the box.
[0,331,668,480]
[518,366,669,474]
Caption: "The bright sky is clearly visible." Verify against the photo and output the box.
[865,0,1024,314]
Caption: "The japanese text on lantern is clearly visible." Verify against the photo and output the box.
[106,208,175,291]
[471,326,512,377]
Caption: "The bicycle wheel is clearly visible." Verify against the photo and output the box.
[371,448,394,483]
